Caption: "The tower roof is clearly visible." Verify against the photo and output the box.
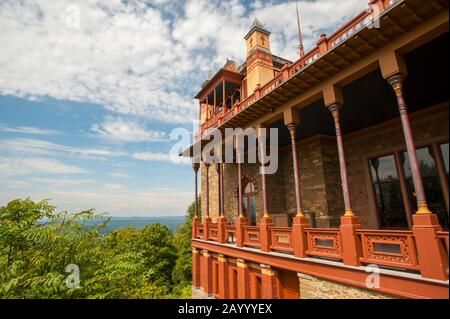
[244,18,271,40]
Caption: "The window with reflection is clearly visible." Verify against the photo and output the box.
[243,182,257,226]
[370,155,407,228]
[402,147,448,228]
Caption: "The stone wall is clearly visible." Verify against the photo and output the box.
[297,273,394,299]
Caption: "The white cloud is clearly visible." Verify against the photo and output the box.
[0,157,88,177]
[91,117,167,143]
[0,0,369,125]
[0,124,63,136]
[132,151,171,162]
[0,138,126,160]
[29,177,94,187]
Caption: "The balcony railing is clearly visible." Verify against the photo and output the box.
[193,218,449,281]
[198,0,400,138]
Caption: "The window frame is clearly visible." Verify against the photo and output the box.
[365,136,449,230]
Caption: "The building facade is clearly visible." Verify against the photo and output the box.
[183,0,449,299]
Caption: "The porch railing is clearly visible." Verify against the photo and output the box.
[193,219,449,281]
[243,226,260,248]
[305,228,343,260]
[357,229,419,270]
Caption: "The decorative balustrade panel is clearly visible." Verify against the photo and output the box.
[305,228,343,260]
[208,224,218,241]
[357,230,419,270]
[197,225,204,239]
[226,225,236,244]
[243,226,261,248]
[270,227,294,252]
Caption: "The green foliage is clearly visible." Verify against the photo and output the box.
[0,198,194,299]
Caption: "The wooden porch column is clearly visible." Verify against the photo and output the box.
[257,126,273,252]
[222,80,226,115]
[328,103,354,217]
[204,163,211,241]
[324,84,361,267]
[216,163,222,217]
[388,74,430,213]
[284,108,310,258]
[235,136,246,247]
[214,87,217,114]
[217,161,228,243]
[192,163,200,239]
[385,71,447,280]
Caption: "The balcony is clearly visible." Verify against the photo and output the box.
[197,0,409,140]
[192,218,449,282]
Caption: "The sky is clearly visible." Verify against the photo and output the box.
[0,0,368,217]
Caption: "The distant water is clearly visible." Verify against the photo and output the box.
[96,216,187,233]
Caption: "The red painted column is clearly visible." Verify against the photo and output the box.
[236,259,250,299]
[287,123,303,216]
[328,104,362,266]
[217,255,229,299]
[235,140,246,247]
[388,74,448,280]
[222,80,226,115]
[216,163,222,217]
[388,74,430,214]
[192,248,201,289]
[204,163,211,241]
[328,104,353,217]
[192,163,200,239]
[202,250,213,296]
[258,130,273,252]
[260,265,278,299]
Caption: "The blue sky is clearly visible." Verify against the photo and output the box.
[0,0,367,216]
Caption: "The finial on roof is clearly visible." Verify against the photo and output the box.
[296,3,305,59]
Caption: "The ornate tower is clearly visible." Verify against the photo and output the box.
[244,18,274,95]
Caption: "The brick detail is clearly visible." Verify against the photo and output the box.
[260,265,278,299]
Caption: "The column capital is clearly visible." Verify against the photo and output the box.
[217,254,227,263]
[260,264,276,276]
[192,247,199,254]
[236,259,247,268]
[327,103,343,122]
[202,250,210,257]
[387,73,406,97]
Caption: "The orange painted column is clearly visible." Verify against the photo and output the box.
[236,259,250,299]
[387,74,448,280]
[260,265,278,299]
[202,250,213,296]
[217,255,229,299]
[192,248,201,289]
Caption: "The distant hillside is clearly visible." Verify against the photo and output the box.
[94,216,187,233]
